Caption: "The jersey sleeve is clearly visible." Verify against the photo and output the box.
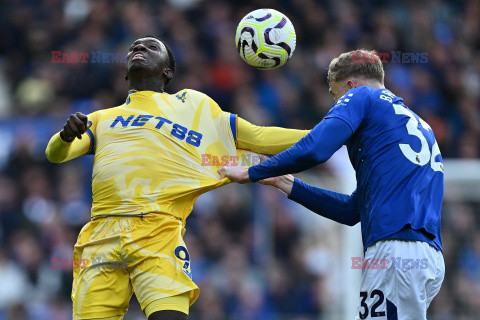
[45,111,100,163]
[247,117,352,182]
[236,117,310,154]
[186,89,309,153]
[324,86,370,133]
[288,178,360,226]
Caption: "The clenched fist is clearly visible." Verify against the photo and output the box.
[218,164,251,183]
[60,112,92,142]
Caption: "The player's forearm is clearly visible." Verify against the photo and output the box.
[248,117,352,182]
[288,178,360,226]
[248,143,319,182]
[45,132,91,163]
[236,117,309,154]
[268,174,295,195]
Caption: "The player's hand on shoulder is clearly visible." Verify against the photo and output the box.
[60,112,92,142]
[218,163,251,184]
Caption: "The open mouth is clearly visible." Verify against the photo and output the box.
[132,53,145,61]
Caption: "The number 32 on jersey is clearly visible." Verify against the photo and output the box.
[380,93,444,173]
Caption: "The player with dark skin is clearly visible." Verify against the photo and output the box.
[59,37,187,320]
[60,37,172,143]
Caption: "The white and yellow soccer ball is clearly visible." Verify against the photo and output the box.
[235,8,296,70]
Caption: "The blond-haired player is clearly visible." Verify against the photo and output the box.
[221,50,445,320]
[45,36,309,320]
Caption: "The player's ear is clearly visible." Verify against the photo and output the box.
[163,68,174,81]
[347,79,357,89]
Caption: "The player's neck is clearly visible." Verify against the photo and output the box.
[128,77,165,93]
[357,80,384,89]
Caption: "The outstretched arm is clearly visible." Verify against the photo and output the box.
[45,112,94,163]
[219,117,353,183]
[248,117,352,181]
[261,174,360,226]
[236,117,310,154]
[220,86,370,183]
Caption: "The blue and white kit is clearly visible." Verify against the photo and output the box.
[248,86,445,319]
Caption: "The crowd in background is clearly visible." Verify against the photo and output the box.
[0,0,479,319]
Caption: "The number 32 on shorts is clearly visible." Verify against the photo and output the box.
[359,289,385,319]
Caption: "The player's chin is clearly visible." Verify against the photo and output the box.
[127,62,150,75]
[128,60,148,70]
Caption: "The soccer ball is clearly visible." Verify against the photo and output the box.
[235,8,296,70]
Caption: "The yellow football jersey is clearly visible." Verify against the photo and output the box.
[88,89,253,221]
[46,89,309,223]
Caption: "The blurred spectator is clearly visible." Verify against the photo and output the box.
[0,0,479,319]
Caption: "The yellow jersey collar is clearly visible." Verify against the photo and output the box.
[126,90,162,105]
[127,90,164,96]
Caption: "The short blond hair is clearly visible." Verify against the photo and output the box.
[327,49,385,85]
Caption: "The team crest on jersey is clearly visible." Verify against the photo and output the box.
[176,91,187,103]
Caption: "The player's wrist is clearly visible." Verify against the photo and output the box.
[245,167,253,183]
[275,175,294,195]
[242,168,251,183]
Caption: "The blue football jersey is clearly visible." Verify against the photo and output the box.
[324,86,444,250]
